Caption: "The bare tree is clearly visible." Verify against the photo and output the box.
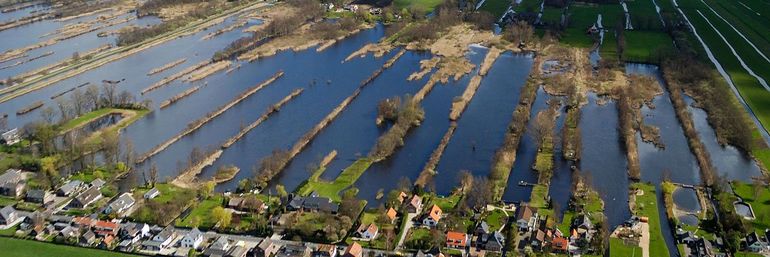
[101,131,120,167]
[457,170,473,194]
[70,88,87,116]
[85,84,101,109]
[40,106,56,124]
[55,97,71,122]
[529,109,555,148]
[464,176,492,210]
[101,82,117,107]
[117,90,135,106]
[149,162,158,187]
[123,138,135,170]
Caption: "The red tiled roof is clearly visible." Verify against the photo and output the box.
[552,236,568,251]
[386,208,397,220]
[344,242,363,257]
[445,231,467,247]
[428,205,442,222]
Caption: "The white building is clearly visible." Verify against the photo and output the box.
[179,228,203,249]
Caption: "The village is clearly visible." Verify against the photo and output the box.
[1,0,770,256]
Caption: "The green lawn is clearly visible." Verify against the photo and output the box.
[623,30,673,63]
[735,252,766,257]
[630,183,670,257]
[429,193,461,211]
[529,184,549,209]
[296,158,373,202]
[484,209,507,231]
[610,237,643,257]
[393,0,445,14]
[478,0,511,19]
[732,181,770,232]
[176,195,225,229]
[0,237,141,257]
[0,196,18,207]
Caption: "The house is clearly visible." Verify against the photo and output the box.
[58,180,83,196]
[552,236,569,253]
[93,220,119,237]
[90,179,106,189]
[445,231,468,249]
[405,195,422,213]
[144,188,160,199]
[120,222,150,242]
[73,216,95,228]
[59,225,79,239]
[104,192,135,215]
[398,192,408,204]
[1,128,20,145]
[574,214,593,231]
[313,244,337,257]
[80,230,97,246]
[180,227,203,249]
[68,186,102,209]
[253,238,282,257]
[117,239,134,252]
[228,196,264,212]
[422,205,442,227]
[515,205,538,232]
[0,169,25,197]
[342,242,362,257]
[386,207,398,223]
[98,234,116,249]
[0,206,21,227]
[204,236,232,257]
[531,229,546,250]
[356,223,378,240]
[142,225,176,251]
[481,231,505,252]
[414,248,444,257]
[743,232,767,252]
[276,244,310,257]
[288,195,339,213]
[25,189,54,205]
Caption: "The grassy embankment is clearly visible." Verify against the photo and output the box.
[629,183,670,257]
[58,108,149,144]
[296,159,373,202]
[0,237,141,257]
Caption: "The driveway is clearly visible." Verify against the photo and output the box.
[395,213,417,249]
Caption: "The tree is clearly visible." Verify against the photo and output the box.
[212,206,231,228]
[123,138,135,169]
[457,170,473,194]
[85,84,101,109]
[101,131,120,167]
[199,181,215,199]
[397,176,412,192]
[149,163,158,187]
[70,88,87,116]
[340,188,362,219]
[504,20,534,46]
[40,106,56,124]
[275,184,288,199]
[101,82,117,107]
[465,176,492,210]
